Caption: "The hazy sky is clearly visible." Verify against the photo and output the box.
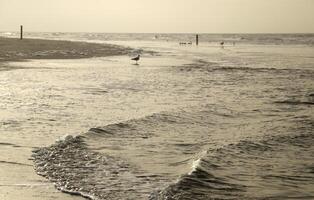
[1,0,313,33]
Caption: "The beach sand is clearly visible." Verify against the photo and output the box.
[0,37,130,62]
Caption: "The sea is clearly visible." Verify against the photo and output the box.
[0,32,313,200]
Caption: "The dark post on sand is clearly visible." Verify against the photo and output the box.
[196,34,199,46]
[20,25,23,40]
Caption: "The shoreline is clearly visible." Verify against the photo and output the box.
[0,36,132,200]
[2,34,313,200]
[0,37,131,62]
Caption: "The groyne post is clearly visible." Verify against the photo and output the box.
[20,25,23,40]
[196,34,199,46]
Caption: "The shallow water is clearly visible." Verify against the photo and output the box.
[1,33,314,199]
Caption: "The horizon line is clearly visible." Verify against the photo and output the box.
[1,30,314,35]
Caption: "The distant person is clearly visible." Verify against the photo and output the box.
[220,41,224,48]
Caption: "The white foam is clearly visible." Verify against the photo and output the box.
[56,134,74,142]
[188,158,201,175]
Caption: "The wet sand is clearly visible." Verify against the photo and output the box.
[0,37,130,62]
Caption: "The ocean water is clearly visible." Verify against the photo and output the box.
[0,33,314,200]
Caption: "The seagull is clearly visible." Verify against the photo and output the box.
[131,55,140,64]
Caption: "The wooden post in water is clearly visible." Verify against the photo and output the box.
[20,25,23,40]
[196,34,199,46]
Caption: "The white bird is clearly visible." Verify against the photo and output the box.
[131,55,140,64]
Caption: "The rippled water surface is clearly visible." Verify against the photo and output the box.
[1,33,314,200]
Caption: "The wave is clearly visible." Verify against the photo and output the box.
[32,105,314,200]
[274,100,314,106]
[177,59,314,75]
[155,133,314,200]
[32,134,169,200]
[31,107,231,200]
[274,94,314,106]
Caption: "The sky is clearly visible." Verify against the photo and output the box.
[0,0,313,33]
